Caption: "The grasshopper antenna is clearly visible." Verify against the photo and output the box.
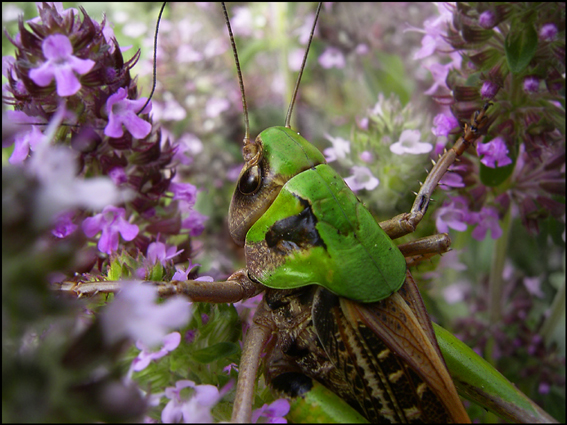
[284,2,322,129]
[137,2,167,115]
[222,2,250,146]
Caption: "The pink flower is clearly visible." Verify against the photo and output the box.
[478,10,496,29]
[29,34,94,97]
[477,137,512,168]
[390,130,432,155]
[469,206,503,240]
[182,210,208,237]
[318,47,345,69]
[439,172,465,190]
[100,282,191,347]
[251,399,290,423]
[480,80,499,99]
[82,205,139,254]
[435,196,472,233]
[131,332,181,372]
[205,97,230,118]
[323,134,351,162]
[344,166,379,191]
[432,112,459,137]
[523,276,545,298]
[169,182,198,206]
[539,23,557,41]
[147,241,183,266]
[105,88,152,139]
[161,380,222,423]
[5,110,46,164]
[423,62,452,95]
[52,210,78,238]
[523,76,540,93]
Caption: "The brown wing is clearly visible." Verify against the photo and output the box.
[312,273,470,423]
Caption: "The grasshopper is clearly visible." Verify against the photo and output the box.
[53,2,562,423]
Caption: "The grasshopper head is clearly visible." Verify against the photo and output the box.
[228,126,326,245]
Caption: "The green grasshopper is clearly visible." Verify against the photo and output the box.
[59,2,560,423]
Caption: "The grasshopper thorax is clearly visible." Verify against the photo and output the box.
[228,127,326,245]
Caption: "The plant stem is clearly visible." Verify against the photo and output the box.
[488,208,512,325]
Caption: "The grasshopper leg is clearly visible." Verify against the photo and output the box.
[379,103,493,240]
[57,268,264,303]
[231,301,273,423]
[397,233,452,267]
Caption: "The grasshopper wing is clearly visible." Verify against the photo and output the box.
[312,276,470,423]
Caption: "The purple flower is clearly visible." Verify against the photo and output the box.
[439,172,465,190]
[359,151,373,163]
[412,4,455,61]
[355,43,369,55]
[318,47,345,69]
[523,76,540,93]
[105,87,152,139]
[231,6,254,37]
[29,140,127,219]
[9,125,45,164]
[251,399,290,424]
[234,293,263,328]
[297,11,318,45]
[29,34,94,97]
[358,117,369,131]
[109,167,128,185]
[344,166,379,191]
[223,363,239,374]
[169,182,198,206]
[432,112,459,137]
[478,10,496,29]
[205,97,230,119]
[435,196,472,233]
[523,276,545,298]
[423,62,452,95]
[480,80,499,99]
[539,382,551,395]
[288,48,305,72]
[390,130,432,155]
[161,380,222,423]
[82,205,139,254]
[414,34,438,60]
[4,110,48,164]
[443,282,470,304]
[131,332,181,372]
[323,134,351,162]
[182,210,208,237]
[185,329,197,344]
[477,137,512,168]
[100,282,191,347]
[171,260,200,281]
[147,241,183,266]
[52,210,78,238]
[153,92,187,121]
[469,206,503,240]
[196,276,214,282]
[539,23,558,41]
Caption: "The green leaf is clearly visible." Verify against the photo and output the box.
[190,342,239,364]
[434,323,557,423]
[505,25,538,74]
[108,258,123,280]
[479,161,515,187]
[287,379,368,423]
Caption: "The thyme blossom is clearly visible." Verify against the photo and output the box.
[29,33,94,96]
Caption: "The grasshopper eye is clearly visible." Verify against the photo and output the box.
[238,165,262,195]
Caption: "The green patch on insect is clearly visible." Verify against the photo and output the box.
[244,151,406,302]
